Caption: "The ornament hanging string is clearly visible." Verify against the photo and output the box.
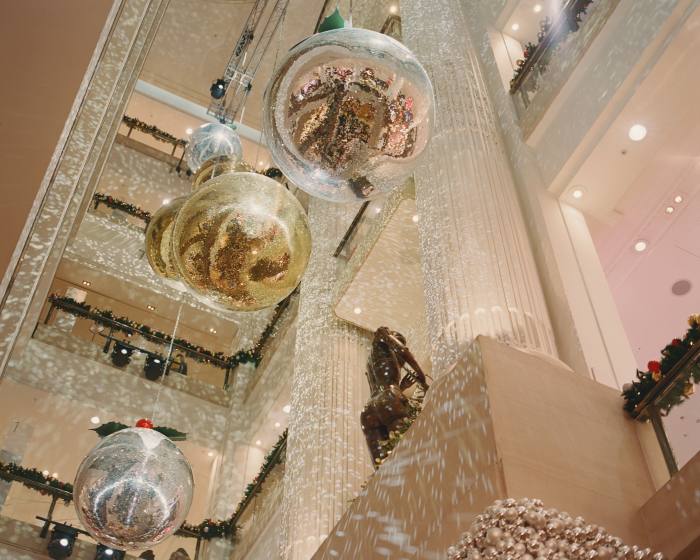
[151,299,184,424]
[253,2,289,167]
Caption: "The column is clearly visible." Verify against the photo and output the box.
[280,199,373,560]
[402,0,557,376]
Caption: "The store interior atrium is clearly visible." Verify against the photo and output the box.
[0,0,699,559]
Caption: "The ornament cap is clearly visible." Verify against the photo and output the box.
[318,8,346,32]
[192,155,243,190]
[136,418,154,429]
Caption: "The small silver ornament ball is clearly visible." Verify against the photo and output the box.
[73,428,194,550]
[185,122,243,173]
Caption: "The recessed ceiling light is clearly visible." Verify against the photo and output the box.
[82,280,91,287]
[674,195,684,204]
[665,206,675,214]
[90,416,101,425]
[186,128,193,135]
[634,240,648,252]
[274,422,281,428]
[571,188,585,200]
[207,451,214,457]
[59,538,69,547]
[209,327,217,334]
[628,124,647,142]
[255,440,262,446]
[283,404,291,414]
[389,4,398,14]
[511,23,520,31]
[412,214,420,223]
[259,160,265,166]
[353,307,362,315]
[147,305,155,311]
[533,3,543,12]
[162,198,171,205]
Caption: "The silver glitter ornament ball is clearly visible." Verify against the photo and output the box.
[263,27,435,203]
[73,428,194,550]
[185,122,243,173]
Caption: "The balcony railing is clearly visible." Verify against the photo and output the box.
[509,0,620,133]
[629,343,700,476]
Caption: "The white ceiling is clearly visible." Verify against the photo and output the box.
[565,6,700,469]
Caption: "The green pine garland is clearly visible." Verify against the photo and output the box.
[622,314,700,416]
[122,115,188,148]
[179,429,288,540]
[48,295,261,370]
[93,193,152,223]
[0,462,73,503]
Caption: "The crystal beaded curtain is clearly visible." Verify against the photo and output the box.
[402,0,557,376]
[280,198,374,560]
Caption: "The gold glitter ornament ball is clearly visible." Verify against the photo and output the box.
[263,27,435,203]
[145,196,188,280]
[171,172,311,311]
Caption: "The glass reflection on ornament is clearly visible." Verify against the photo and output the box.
[73,428,193,550]
[185,122,243,173]
[263,27,434,203]
[171,172,311,311]
[145,196,188,281]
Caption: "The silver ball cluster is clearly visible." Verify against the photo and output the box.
[447,498,663,560]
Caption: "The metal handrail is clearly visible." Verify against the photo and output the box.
[230,433,287,529]
[509,0,591,94]
[631,343,700,476]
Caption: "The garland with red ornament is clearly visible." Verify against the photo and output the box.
[622,314,700,416]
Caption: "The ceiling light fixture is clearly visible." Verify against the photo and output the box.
[533,3,543,12]
[90,416,100,425]
[571,188,584,200]
[353,307,362,315]
[274,422,281,428]
[674,195,683,204]
[81,280,91,287]
[511,23,520,31]
[186,128,193,135]
[207,451,214,457]
[209,327,217,334]
[628,124,647,142]
[162,198,171,205]
[634,240,648,252]
[389,4,398,14]
[147,305,155,311]
[283,404,291,414]
[412,214,420,223]
[665,206,675,214]
[255,440,262,446]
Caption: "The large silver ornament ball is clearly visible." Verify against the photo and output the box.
[263,27,435,203]
[185,122,243,173]
[73,428,194,550]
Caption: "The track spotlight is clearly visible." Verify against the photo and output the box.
[95,544,125,560]
[210,78,227,99]
[110,342,133,368]
[143,354,165,381]
[47,524,77,559]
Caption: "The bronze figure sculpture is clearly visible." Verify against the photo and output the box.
[360,327,429,467]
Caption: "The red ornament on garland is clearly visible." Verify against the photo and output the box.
[135,418,154,429]
[671,338,683,346]
[647,360,661,373]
